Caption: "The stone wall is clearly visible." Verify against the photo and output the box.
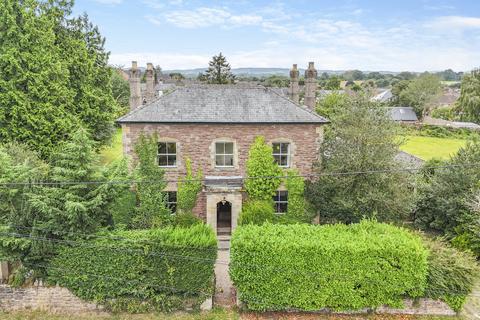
[0,284,106,315]
[377,298,456,316]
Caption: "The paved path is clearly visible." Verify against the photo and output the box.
[214,249,234,307]
[462,282,480,319]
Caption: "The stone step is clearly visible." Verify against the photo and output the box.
[218,240,230,251]
[217,235,231,241]
[217,227,231,234]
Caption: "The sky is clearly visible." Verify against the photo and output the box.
[73,0,480,72]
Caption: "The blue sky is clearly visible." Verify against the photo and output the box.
[73,0,480,71]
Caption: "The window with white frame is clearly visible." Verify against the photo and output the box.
[166,191,177,213]
[273,191,288,214]
[158,142,177,167]
[272,142,290,167]
[215,142,234,167]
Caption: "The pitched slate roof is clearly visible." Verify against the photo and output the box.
[387,107,418,122]
[117,85,328,124]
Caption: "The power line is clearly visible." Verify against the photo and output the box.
[0,163,479,187]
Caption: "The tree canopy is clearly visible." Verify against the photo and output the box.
[202,53,235,84]
[456,69,480,124]
[307,95,414,223]
[0,1,117,158]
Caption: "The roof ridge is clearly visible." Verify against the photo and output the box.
[265,86,329,123]
[117,88,178,122]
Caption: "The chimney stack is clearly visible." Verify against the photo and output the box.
[289,64,300,104]
[129,61,141,110]
[304,62,318,110]
[145,63,155,103]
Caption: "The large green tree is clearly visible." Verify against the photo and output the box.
[202,53,235,84]
[456,69,480,124]
[0,1,116,158]
[415,140,480,256]
[394,74,442,118]
[0,128,128,272]
[307,95,414,223]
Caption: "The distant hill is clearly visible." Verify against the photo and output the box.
[121,66,405,78]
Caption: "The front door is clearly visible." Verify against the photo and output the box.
[216,201,232,235]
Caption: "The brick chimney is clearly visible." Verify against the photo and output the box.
[304,62,318,110]
[145,63,155,103]
[289,64,300,104]
[129,61,141,110]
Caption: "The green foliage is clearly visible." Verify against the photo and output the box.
[422,236,479,311]
[262,75,290,88]
[431,106,456,121]
[315,91,349,118]
[415,139,480,257]
[323,76,341,90]
[132,133,171,229]
[174,212,203,228]
[230,221,428,311]
[238,200,275,226]
[307,95,414,223]
[0,1,116,158]
[282,170,314,223]
[110,68,130,118]
[396,74,442,118]
[177,158,202,213]
[48,224,217,312]
[456,68,480,124]
[245,136,282,200]
[201,53,235,84]
[110,190,137,229]
[0,129,129,273]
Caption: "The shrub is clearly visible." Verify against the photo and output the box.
[245,136,282,200]
[283,170,315,223]
[238,200,275,226]
[110,190,137,228]
[177,158,202,213]
[423,237,479,311]
[230,221,428,311]
[174,212,203,227]
[48,224,217,312]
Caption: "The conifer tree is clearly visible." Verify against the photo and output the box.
[203,53,235,84]
[0,1,117,158]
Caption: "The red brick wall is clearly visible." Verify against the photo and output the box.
[121,123,323,217]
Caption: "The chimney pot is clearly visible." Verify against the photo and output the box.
[304,62,318,110]
[145,62,155,104]
[289,63,300,104]
[129,61,141,110]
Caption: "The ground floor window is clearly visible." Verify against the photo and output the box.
[166,191,177,213]
[273,191,288,214]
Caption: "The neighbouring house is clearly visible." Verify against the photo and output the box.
[118,61,328,235]
[371,89,393,103]
[387,107,419,122]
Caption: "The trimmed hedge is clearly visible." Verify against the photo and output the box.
[48,224,217,312]
[230,221,428,311]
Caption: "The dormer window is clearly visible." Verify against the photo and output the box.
[272,142,290,167]
[158,142,177,167]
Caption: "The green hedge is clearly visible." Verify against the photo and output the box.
[48,224,217,312]
[230,221,428,311]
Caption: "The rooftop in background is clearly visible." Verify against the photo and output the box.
[387,107,418,122]
[118,85,329,124]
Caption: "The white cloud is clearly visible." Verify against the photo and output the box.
[230,14,263,26]
[426,16,480,30]
[164,7,231,28]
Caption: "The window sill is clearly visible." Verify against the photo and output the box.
[214,166,236,170]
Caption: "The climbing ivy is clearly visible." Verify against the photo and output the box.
[245,136,282,200]
[177,158,202,213]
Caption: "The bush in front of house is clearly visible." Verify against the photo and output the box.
[48,224,217,313]
[238,199,275,226]
[230,220,428,312]
[422,236,479,312]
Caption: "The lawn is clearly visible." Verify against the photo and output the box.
[399,135,467,161]
[99,128,123,165]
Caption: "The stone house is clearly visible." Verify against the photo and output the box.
[118,62,328,235]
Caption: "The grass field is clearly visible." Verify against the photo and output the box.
[399,135,467,161]
[99,128,123,165]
